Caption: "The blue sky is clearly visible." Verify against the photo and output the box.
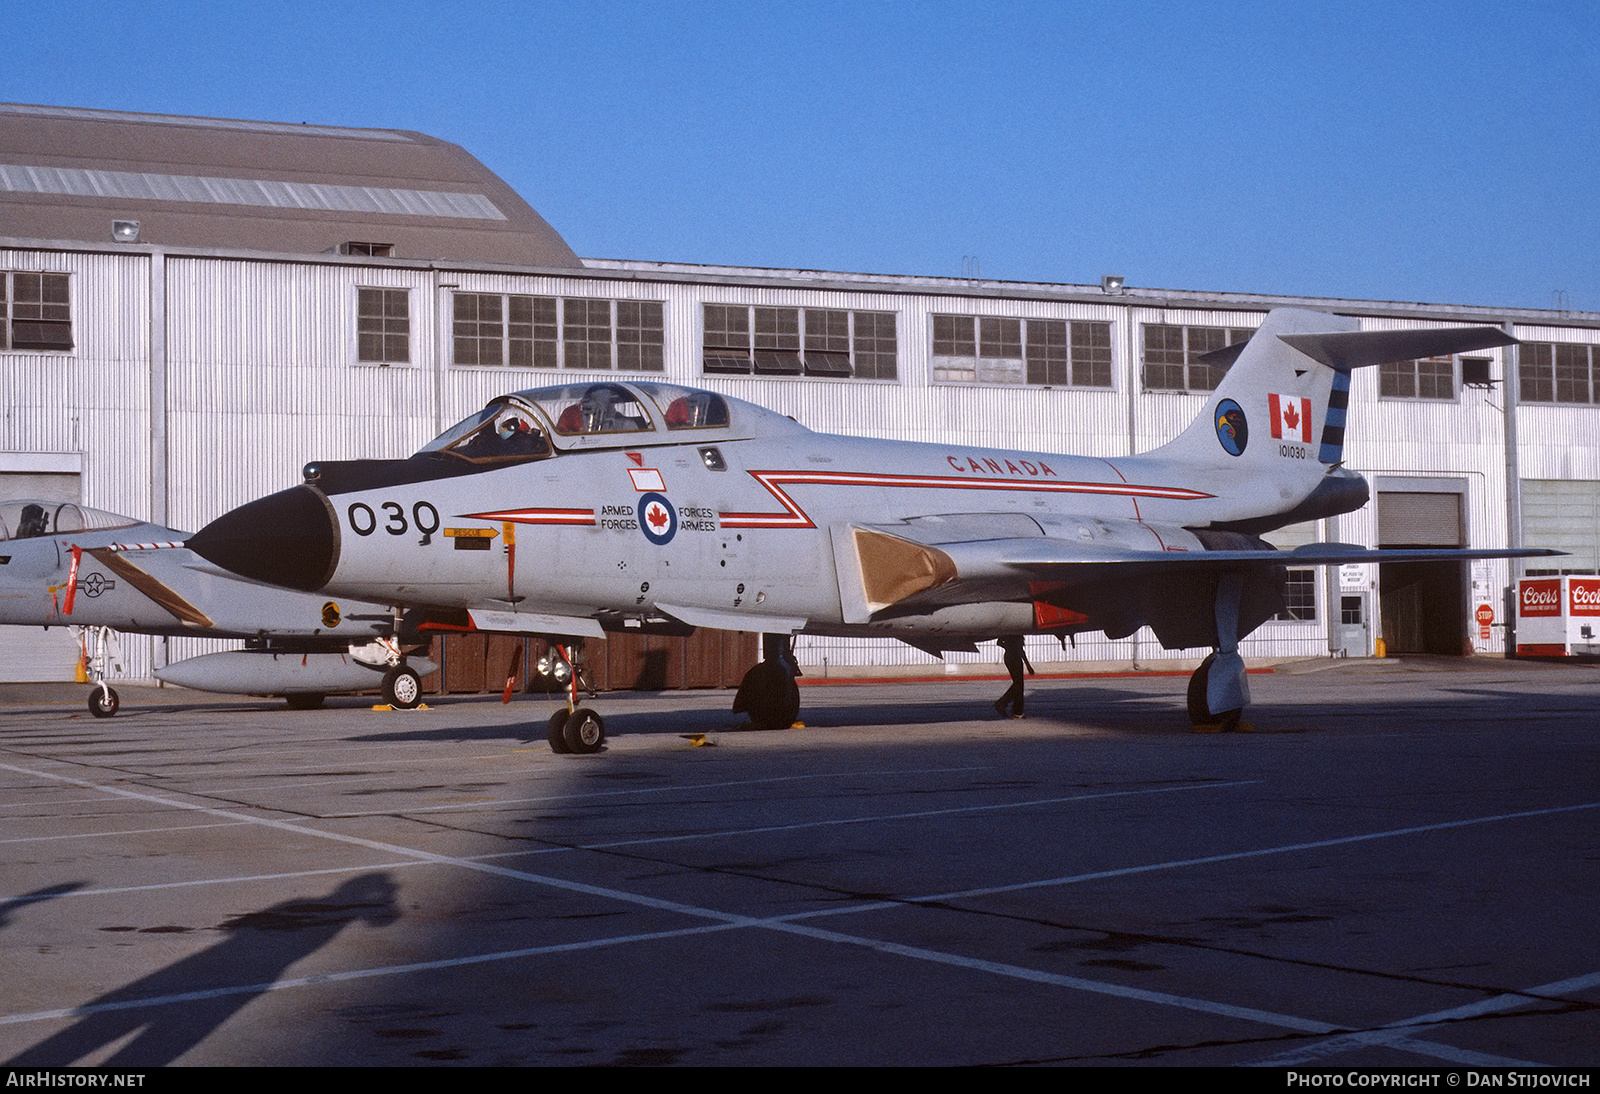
[7,0,1596,311]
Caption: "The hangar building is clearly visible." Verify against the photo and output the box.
[3,102,1598,687]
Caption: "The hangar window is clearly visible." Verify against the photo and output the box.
[1519,342,1599,405]
[1380,357,1455,400]
[703,305,897,379]
[617,301,665,371]
[3,272,73,353]
[1275,569,1317,621]
[1141,324,1256,392]
[356,288,410,365]
[453,293,663,372]
[853,311,898,379]
[931,316,1111,387]
[564,298,613,370]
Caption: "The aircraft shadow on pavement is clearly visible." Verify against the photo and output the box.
[5,873,398,1068]
[346,684,1187,745]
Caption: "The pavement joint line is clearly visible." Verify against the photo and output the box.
[0,921,753,1027]
[319,764,994,818]
[0,821,254,845]
[37,861,434,898]
[0,794,180,809]
[0,780,1250,892]
[537,779,1258,853]
[1251,968,1600,1068]
[895,799,1600,905]
[3,760,1595,1056]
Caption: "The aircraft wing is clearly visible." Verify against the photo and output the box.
[958,540,1555,578]
[833,516,1556,647]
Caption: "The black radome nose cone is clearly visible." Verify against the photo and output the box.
[188,485,340,592]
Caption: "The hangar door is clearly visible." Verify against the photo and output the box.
[1521,480,1600,574]
[1377,489,1467,656]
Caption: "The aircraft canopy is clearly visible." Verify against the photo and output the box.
[418,381,791,465]
[0,500,140,541]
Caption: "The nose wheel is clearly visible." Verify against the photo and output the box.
[543,642,605,753]
[88,684,120,718]
[75,626,124,717]
[382,664,422,709]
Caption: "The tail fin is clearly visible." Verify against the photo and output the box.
[1150,307,1515,470]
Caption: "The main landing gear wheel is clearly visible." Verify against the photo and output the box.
[1186,653,1241,731]
[88,685,119,718]
[547,709,573,754]
[382,665,422,709]
[562,708,605,754]
[733,660,801,730]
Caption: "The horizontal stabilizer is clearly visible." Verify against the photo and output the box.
[1279,325,1515,372]
[1284,543,1558,565]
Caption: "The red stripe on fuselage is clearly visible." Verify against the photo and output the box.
[718,469,1213,530]
[463,508,596,526]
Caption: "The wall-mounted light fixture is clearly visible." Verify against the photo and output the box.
[111,220,141,244]
[1101,274,1125,294]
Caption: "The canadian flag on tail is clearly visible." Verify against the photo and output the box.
[1268,393,1312,442]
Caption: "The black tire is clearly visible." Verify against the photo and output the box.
[734,661,801,730]
[1186,653,1240,728]
[562,708,605,754]
[382,665,422,709]
[1186,653,1214,724]
[88,686,119,718]
[284,693,326,710]
[547,709,573,754]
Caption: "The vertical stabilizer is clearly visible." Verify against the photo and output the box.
[1147,307,1360,472]
[1148,307,1516,474]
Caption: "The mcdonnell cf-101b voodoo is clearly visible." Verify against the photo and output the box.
[187,307,1547,752]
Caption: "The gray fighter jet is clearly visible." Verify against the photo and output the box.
[0,500,435,715]
[186,307,1551,751]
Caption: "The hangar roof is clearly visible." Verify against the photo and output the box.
[0,103,581,266]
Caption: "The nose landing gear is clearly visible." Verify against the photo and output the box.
[544,642,605,754]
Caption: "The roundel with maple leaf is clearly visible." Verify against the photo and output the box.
[637,492,678,545]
